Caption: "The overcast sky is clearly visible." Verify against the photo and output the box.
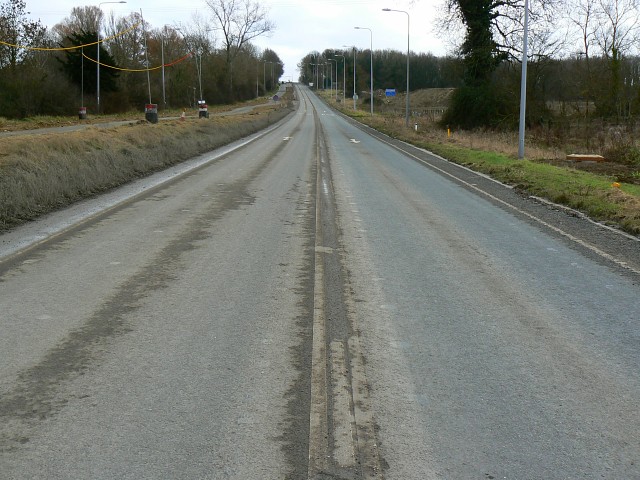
[27,0,451,81]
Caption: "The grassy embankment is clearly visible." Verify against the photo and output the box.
[0,100,292,233]
[324,92,640,236]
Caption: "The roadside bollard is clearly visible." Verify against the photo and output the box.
[198,101,209,118]
[145,104,158,124]
[78,107,87,120]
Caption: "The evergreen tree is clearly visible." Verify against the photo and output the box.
[442,0,509,128]
[59,30,119,95]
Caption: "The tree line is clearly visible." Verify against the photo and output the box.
[0,0,281,117]
[3,0,640,129]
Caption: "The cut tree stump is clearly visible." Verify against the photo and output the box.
[566,154,606,162]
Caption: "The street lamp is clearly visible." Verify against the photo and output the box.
[190,28,216,103]
[343,45,357,110]
[335,54,345,103]
[518,0,530,159]
[161,25,176,110]
[319,63,326,89]
[310,62,323,88]
[328,58,337,100]
[256,60,260,98]
[195,49,203,101]
[355,26,373,116]
[310,53,317,89]
[264,60,273,92]
[383,8,410,127]
[97,1,126,113]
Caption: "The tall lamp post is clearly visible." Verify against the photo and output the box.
[188,28,216,103]
[310,63,322,88]
[161,24,175,110]
[310,53,316,89]
[335,54,345,103]
[518,0,530,159]
[319,63,326,89]
[343,45,357,110]
[354,26,373,116]
[195,49,204,101]
[97,1,126,113]
[264,60,273,92]
[343,45,358,110]
[383,8,410,127]
[328,58,337,100]
[256,60,260,98]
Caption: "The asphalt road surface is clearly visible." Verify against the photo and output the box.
[1,85,639,479]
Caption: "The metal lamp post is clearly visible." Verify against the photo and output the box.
[195,49,203,101]
[161,29,166,109]
[518,0,530,159]
[160,25,181,109]
[328,58,337,100]
[310,62,321,88]
[383,8,410,126]
[264,61,273,92]
[355,26,373,116]
[319,63,326,89]
[161,25,174,110]
[96,1,126,113]
[343,45,357,110]
[190,28,216,103]
[335,54,345,103]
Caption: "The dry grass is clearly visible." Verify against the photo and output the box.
[359,113,566,161]
[0,105,291,231]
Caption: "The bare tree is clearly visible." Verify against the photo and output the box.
[564,0,600,116]
[106,12,146,68]
[594,0,640,116]
[567,0,640,116]
[204,0,274,94]
[0,0,46,69]
[178,12,217,103]
[594,0,640,59]
[52,6,101,40]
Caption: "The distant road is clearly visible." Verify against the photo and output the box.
[1,85,638,479]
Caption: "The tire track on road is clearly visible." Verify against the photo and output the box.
[305,87,383,480]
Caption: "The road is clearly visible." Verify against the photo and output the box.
[1,85,639,479]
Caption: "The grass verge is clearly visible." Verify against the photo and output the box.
[0,105,292,232]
